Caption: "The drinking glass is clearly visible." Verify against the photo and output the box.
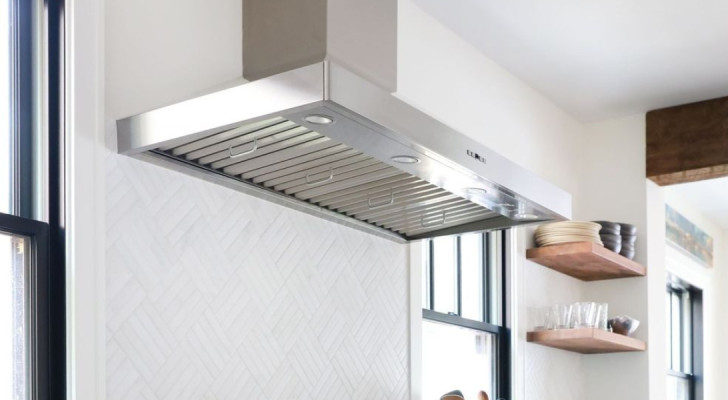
[551,304,573,329]
[596,303,609,330]
[574,302,598,328]
[530,307,549,331]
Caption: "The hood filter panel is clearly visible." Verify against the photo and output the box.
[155,117,496,238]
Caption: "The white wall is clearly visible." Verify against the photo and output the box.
[576,115,651,400]
[663,186,728,400]
[104,155,409,400]
[574,114,728,400]
[106,0,243,119]
[645,180,668,400]
[397,0,584,198]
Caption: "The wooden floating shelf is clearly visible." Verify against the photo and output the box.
[526,242,646,281]
[527,328,646,354]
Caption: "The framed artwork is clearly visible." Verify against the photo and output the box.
[666,204,713,267]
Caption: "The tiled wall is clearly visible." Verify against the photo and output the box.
[105,153,409,400]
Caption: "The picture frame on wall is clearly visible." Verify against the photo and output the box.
[665,204,714,268]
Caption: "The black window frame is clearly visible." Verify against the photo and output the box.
[4,0,66,398]
[423,230,510,400]
[667,282,703,400]
[0,213,51,399]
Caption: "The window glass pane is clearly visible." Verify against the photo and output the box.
[666,291,672,369]
[460,233,483,321]
[671,292,682,372]
[1,231,27,400]
[422,244,429,309]
[681,292,692,374]
[667,374,691,400]
[1,0,11,214]
[433,236,457,314]
[486,231,502,325]
[422,320,495,400]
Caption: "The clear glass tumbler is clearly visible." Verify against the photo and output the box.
[551,304,573,329]
[596,303,609,330]
[574,302,598,328]
[531,306,549,331]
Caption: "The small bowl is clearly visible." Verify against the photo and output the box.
[594,221,620,231]
[603,242,622,253]
[619,223,637,235]
[620,251,635,260]
[600,233,620,241]
[609,315,640,336]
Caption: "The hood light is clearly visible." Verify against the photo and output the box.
[304,114,334,125]
[391,155,420,164]
[464,188,487,195]
[514,213,539,220]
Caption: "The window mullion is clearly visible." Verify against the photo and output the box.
[456,236,462,316]
[683,291,692,375]
[483,232,490,323]
[428,239,434,310]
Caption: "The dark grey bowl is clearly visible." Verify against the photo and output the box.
[620,250,636,260]
[603,242,622,253]
[621,236,637,244]
[609,316,640,336]
[594,221,621,232]
[619,223,637,235]
[600,233,620,241]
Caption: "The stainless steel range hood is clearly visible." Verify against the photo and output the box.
[116,0,570,243]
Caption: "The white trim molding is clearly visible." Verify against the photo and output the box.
[409,241,423,400]
[65,0,106,398]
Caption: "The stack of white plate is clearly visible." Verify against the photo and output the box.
[535,221,603,247]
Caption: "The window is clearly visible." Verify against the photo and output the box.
[422,231,509,400]
[667,279,703,400]
[2,0,65,398]
[2,0,11,213]
[0,214,51,400]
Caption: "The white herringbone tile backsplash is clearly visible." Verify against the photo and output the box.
[106,153,409,400]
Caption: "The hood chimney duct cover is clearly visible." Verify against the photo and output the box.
[243,0,398,92]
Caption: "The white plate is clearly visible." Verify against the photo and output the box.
[535,230,600,238]
[536,221,601,232]
[537,238,603,246]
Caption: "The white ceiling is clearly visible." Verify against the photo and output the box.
[412,0,728,122]
[665,177,728,231]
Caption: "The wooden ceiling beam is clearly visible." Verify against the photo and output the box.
[647,96,728,186]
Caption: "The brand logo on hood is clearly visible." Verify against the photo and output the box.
[467,149,486,164]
